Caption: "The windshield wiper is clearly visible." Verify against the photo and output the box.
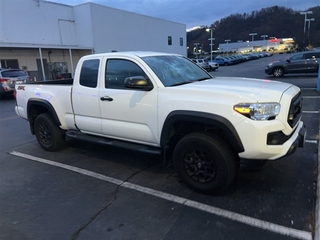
[193,77,211,82]
[169,77,211,87]
[170,81,193,87]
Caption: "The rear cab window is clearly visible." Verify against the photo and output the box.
[79,59,100,88]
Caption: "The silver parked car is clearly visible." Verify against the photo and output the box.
[0,69,30,98]
[192,59,210,71]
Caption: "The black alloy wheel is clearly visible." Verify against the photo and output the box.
[34,113,66,151]
[173,131,236,193]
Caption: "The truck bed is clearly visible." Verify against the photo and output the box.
[27,78,74,85]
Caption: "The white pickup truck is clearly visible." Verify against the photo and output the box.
[15,51,306,193]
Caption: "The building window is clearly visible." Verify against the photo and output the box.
[0,59,19,68]
[168,36,172,45]
[180,37,183,46]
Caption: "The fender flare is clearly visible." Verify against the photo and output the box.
[27,98,61,134]
[160,110,244,153]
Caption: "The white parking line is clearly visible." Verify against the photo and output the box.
[303,90,320,239]
[9,151,312,240]
[303,111,319,114]
[0,115,20,122]
[302,106,319,144]
[303,96,320,99]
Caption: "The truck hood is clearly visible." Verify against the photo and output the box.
[177,77,293,102]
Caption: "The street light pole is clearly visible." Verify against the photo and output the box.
[225,39,231,56]
[300,11,313,48]
[206,28,215,62]
[306,18,315,38]
[194,43,200,58]
[261,35,268,50]
[249,33,257,50]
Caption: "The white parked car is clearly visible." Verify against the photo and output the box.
[207,60,219,71]
[192,58,210,71]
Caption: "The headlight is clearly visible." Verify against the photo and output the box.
[233,103,280,120]
[268,63,273,67]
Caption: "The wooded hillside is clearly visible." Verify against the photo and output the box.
[187,5,320,52]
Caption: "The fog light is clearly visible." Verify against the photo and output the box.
[267,131,291,145]
[267,132,280,145]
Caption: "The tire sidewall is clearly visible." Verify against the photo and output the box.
[173,132,236,193]
[272,67,284,77]
[34,113,65,151]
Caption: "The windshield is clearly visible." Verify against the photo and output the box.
[142,55,212,87]
[2,70,27,78]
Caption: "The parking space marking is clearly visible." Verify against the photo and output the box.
[315,127,320,240]
[0,115,20,122]
[303,111,319,114]
[10,151,312,240]
[303,96,320,99]
[302,106,318,144]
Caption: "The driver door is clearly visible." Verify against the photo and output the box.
[286,53,307,73]
[99,57,159,145]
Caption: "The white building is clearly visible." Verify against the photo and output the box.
[0,0,186,80]
[218,38,295,54]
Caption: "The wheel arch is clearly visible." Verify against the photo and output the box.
[27,98,61,134]
[160,110,244,162]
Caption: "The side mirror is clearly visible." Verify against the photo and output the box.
[286,59,291,63]
[124,76,153,91]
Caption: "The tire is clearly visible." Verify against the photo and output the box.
[272,67,284,77]
[34,113,66,151]
[173,132,236,193]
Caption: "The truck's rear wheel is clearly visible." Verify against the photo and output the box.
[173,132,236,193]
[34,113,66,151]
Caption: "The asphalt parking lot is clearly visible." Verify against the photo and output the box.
[0,54,319,240]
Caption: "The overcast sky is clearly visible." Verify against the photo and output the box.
[49,0,319,30]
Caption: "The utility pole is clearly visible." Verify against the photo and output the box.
[300,11,313,49]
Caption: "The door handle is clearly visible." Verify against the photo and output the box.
[100,96,113,101]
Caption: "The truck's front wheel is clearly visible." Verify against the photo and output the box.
[34,113,66,151]
[173,132,236,193]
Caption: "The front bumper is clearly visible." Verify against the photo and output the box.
[237,120,306,160]
[265,67,272,75]
[210,64,219,70]
[284,123,306,157]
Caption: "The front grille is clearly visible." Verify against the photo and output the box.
[287,92,302,128]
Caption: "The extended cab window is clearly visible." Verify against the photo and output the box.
[79,59,100,88]
[105,59,147,89]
